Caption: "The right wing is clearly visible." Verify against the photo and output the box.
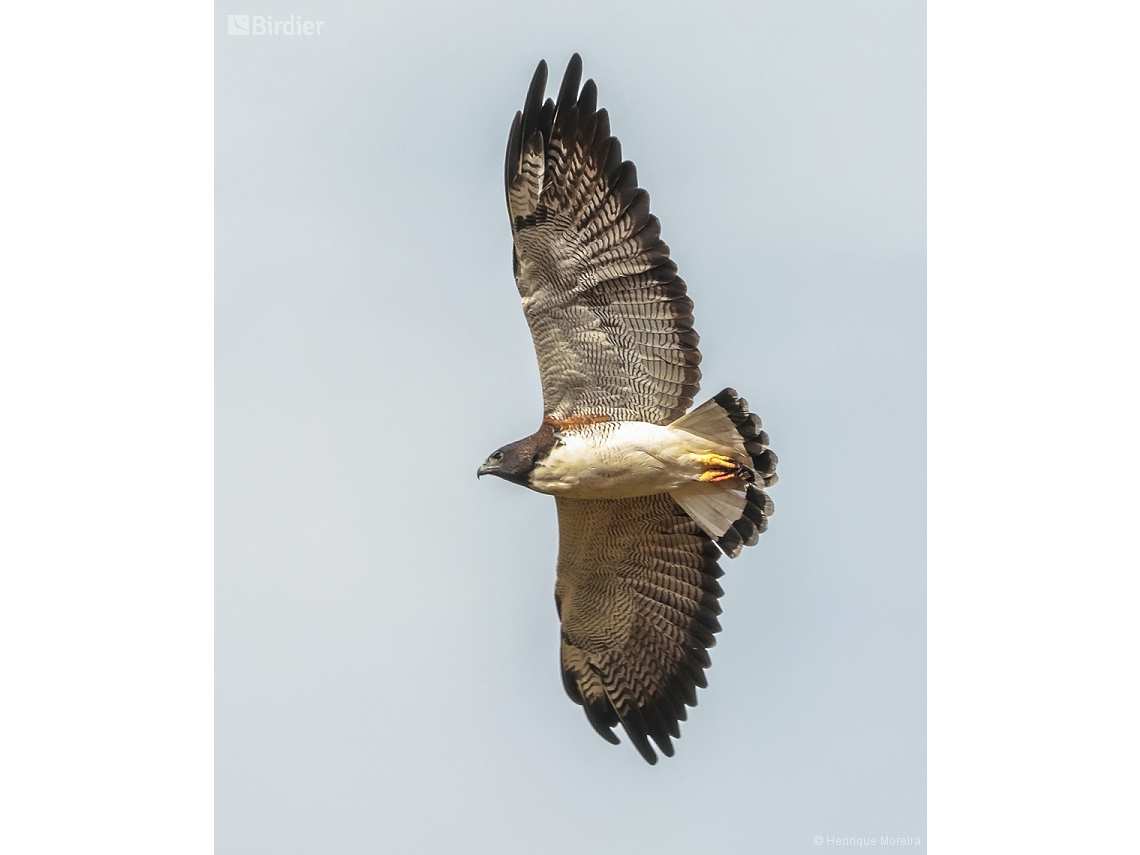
[554,493,726,764]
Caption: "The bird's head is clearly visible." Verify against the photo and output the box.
[477,431,551,486]
[477,439,534,485]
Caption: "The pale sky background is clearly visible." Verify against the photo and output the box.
[216,2,926,852]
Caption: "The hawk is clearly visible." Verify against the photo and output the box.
[478,55,778,764]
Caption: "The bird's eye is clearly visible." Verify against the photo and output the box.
[491,451,503,461]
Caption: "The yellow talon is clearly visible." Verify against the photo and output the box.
[692,453,737,469]
[693,453,741,483]
[698,470,738,483]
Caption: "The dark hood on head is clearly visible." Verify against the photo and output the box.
[477,422,558,486]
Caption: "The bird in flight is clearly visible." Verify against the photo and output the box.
[478,55,778,764]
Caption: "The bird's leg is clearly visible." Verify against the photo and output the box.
[692,453,742,483]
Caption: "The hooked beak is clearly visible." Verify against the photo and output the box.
[477,463,494,478]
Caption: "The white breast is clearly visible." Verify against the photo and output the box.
[528,421,736,499]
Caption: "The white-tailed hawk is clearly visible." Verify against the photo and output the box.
[478,55,778,764]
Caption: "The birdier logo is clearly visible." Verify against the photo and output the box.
[227,14,325,36]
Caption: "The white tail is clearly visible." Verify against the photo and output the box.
[670,485,748,540]
[669,396,748,458]
[667,389,775,556]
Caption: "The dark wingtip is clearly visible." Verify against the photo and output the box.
[521,59,548,142]
[578,78,597,116]
[503,111,522,199]
[641,704,676,758]
[622,710,659,765]
[581,696,621,745]
[633,725,661,766]
[557,53,583,109]
[529,59,548,97]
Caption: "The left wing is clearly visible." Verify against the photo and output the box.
[554,493,726,763]
[505,55,702,425]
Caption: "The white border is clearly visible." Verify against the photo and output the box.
[930,1,1138,850]
[0,5,213,851]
